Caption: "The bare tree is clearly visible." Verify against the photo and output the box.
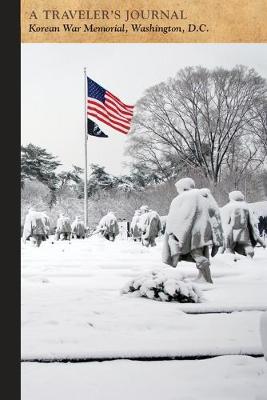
[223,136,264,187]
[127,66,267,186]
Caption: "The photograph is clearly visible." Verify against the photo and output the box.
[21,42,267,399]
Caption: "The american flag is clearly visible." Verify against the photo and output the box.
[87,78,134,135]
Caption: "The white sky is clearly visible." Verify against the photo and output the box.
[21,43,267,175]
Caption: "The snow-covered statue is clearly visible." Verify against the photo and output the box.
[97,211,119,241]
[199,188,224,254]
[138,205,161,247]
[22,208,47,247]
[162,178,223,283]
[141,209,162,247]
[41,212,50,239]
[130,210,142,241]
[220,191,266,257]
[138,205,150,224]
[56,213,72,240]
[71,216,86,239]
[258,215,267,238]
[249,201,267,238]
[160,215,167,235]
[137,205,149,238]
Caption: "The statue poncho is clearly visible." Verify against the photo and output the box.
[162,188,223,266]
[130,211,142,239]
[23,211,47,243]
[71,218,86,237]
[98,212,119,240]
[221,191,265,256]
[140,210,162,247]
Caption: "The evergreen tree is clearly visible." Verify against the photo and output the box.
[129,163,163,188]
[21,143,61,207]
[87,164,115,196]
[57,165,84,189]
[21,143,61,187]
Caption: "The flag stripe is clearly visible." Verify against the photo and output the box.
[104,101,132,121]
[88,99,131,124]
[106,91,134,110]
[88,103,130,130]
[105,93,134,115]
[88,112,129,134]
[105,96,133,119]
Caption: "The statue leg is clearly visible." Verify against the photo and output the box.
[31,235,37,247]
[244,244,254,259]
[191,248,213,283]
[142,236,149,247]
[36,235,42,247]
[150,237,156,247]
[171,254,180,267]
[168,234,181,267]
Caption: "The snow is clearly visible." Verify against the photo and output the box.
[249,201,267,218]
[21,236,267,360]
[260,312,267,361]
[220,200,250,225]
[21,356,267,400]
[122,270,203,302]
[130,213,140,231]
[175,177,195,193]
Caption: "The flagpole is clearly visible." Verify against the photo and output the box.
[84,67,88,227]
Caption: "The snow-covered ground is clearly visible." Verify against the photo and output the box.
[22,356,267,400]
[21,236,267,398]
[21,236,267,359]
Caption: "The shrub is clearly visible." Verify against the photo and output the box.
[121,270,203,303]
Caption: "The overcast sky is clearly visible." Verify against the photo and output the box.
[21,43,267,175]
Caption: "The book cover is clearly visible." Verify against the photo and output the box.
[21,1,267,399]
